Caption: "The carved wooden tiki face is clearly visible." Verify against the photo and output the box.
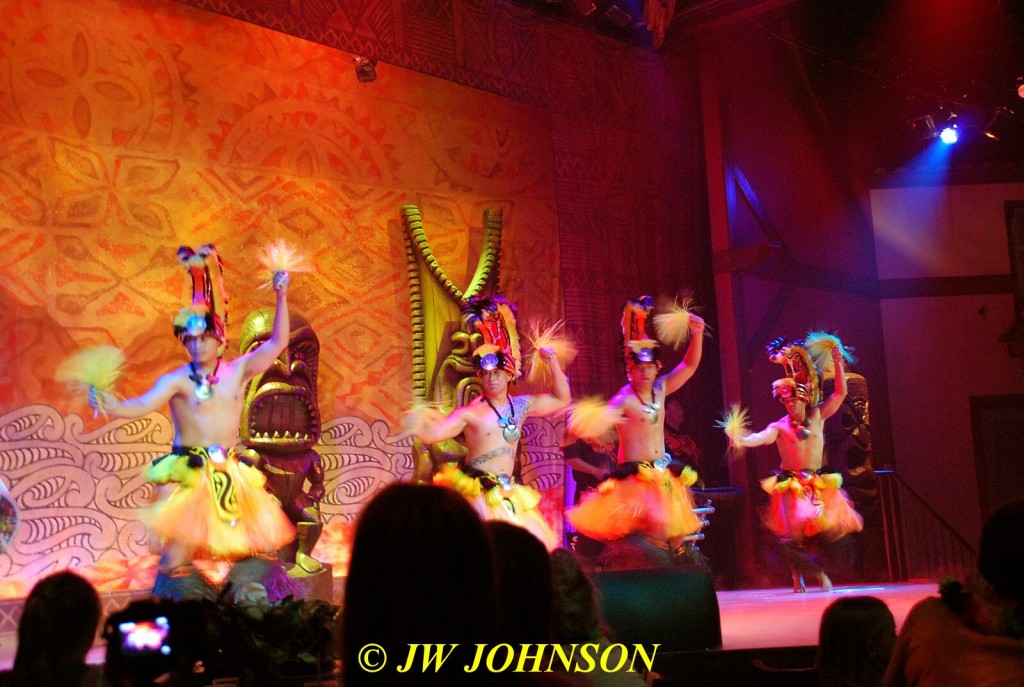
[239,308,322,456]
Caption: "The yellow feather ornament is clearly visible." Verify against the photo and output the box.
[55,346,125,416]
[653,296,694,349]
[566,397,624,441]
[400,401,447,438]
[804,331,856,377]
[525,320,577,387]
[715,404,750,444]
[256,239,311,288]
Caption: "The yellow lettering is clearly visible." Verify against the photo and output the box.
[599,644,628,672]
[547,644,577,672]
[575,643,598,672]
[396,644,458,673]
[396,644,420,673]
[485,644,515,672]
[515,644,548,672]
[463,644,487,673]
[629,643,659,672]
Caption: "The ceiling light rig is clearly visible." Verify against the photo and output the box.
[900,70,1024,152]
[908,107,957,143]
[907,102,1024,148]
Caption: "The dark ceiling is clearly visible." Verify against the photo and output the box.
[748,0,1024,172]
[516,0,1024,172]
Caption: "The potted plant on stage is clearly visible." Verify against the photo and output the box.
[204,581,340,686]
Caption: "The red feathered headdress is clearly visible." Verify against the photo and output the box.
[172,244,228,345]
[621,295,661,370]
[463,294,522,378]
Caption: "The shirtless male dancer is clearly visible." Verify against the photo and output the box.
[729,335,862,591]
[412,294,570,550]
[567,295,705,557]
[93,245,295,590]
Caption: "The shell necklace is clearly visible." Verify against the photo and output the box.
[485,396,521,444]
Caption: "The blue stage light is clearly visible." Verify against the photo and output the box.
[939,125,958,144]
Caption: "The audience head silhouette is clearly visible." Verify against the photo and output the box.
[486,521,554,643]
[9,570,102,687]
[341,482,498,686]
[549,547,602,643]
[816,596,895,687]
[977,499,1024,606]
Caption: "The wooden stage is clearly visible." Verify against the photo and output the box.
[717,581,934,650]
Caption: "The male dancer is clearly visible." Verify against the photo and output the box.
[567,295,705,558]
[411,294,570,550]
[727,335,862,591]
[92,245,295,591]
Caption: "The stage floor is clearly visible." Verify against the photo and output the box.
[717,581,935,650]
[0,580,938,670]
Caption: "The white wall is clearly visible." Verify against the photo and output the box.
[871,182,1024,543]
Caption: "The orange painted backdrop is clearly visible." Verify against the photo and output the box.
[0,0,565,582]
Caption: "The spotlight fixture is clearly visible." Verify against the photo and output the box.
[908,114,938,140]
[938,112,958,144]
[909,108,962,144]
[354,57,377,83]
[939,123,958,145]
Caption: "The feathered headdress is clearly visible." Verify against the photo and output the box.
[767,332,855,405]
[172,244,228,345]
[766,336,819,405]
[621,295,660,369]
[462,294,522,378]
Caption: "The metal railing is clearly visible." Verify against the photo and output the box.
[876,469,977,583]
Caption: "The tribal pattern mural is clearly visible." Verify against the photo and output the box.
[0,0,563,584]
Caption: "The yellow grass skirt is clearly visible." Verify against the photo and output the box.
[566,461,701,542]
[761,470,863,542]
[145,447,296,559]
[433,463,560,551]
